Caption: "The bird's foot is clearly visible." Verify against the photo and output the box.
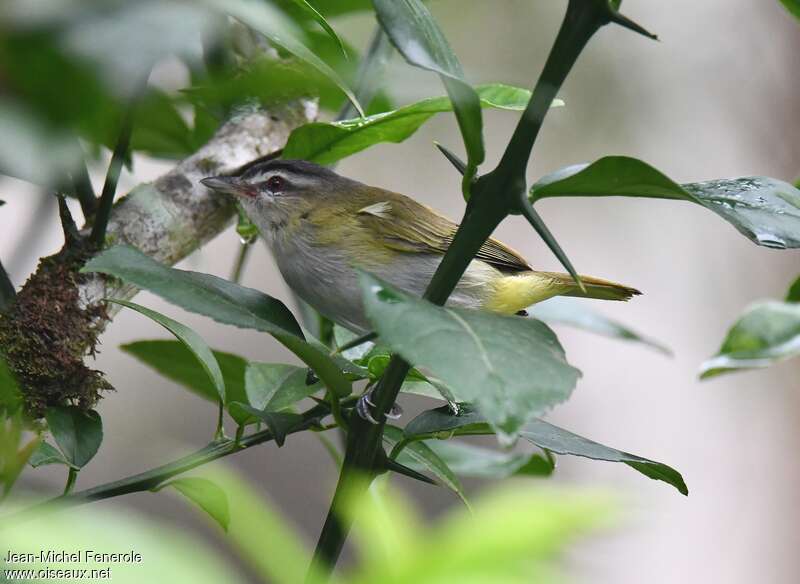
[356,386,403,424]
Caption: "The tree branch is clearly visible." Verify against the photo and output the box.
[0,100,316,416]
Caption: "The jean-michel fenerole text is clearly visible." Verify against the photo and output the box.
[4,549,143,564]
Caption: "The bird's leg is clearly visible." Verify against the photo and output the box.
[356,384,403,424]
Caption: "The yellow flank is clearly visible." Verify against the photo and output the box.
[483,272,569,314]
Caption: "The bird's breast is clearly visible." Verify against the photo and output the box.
[269,235,501,332]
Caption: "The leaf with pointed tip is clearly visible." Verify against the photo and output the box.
[245,362,322,412]
[404,406,687,495]
[360,274,580,441]
[401,439,554,479]
[701,300,800,379]
[227,403,302,447]
[531,156,800,249]
[44,406,103,469]
[283,0,347,57]
[83,246,351,398]
[28,441,70,468]
[113,301,226,404]
[202,0,363,115]
[780,0,800,21]
[275,0,373,19]
[156,477,230,532]
[372,0,485,191]
[383,425,467,505]
[283,84,554,165]
[530,297,671,355]
[520,419,687,495]
[121,340,248,407]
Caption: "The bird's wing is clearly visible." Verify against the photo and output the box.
[356,190,531,273]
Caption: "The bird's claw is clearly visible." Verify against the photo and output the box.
[356,388,403,424]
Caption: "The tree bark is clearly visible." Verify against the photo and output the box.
[0,100,317,416]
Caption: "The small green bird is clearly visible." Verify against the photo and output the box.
[201,159,640,334]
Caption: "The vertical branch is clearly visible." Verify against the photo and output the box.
[90,93,140,247]
[309,1,657,578]
[0,260,15,313]
[70,149,98,219]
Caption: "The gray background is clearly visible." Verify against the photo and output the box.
[3,1,799,582]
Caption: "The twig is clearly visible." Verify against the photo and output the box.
[230,243,253,284]
[90,99,138,247]
[70,151,97,219]
[56,195,81,247]
[0,260,15,313]
[5,403,329,524]
[62,468,77,495]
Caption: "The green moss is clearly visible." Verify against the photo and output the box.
[0,243,112,418]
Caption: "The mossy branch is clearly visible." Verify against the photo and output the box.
[0,101,316,418]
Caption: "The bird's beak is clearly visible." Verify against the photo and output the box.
[200,176,255,198]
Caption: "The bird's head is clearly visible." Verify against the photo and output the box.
[201,159,360,239]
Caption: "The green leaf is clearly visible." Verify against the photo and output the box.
[361,274,580,441]
[275,0,373,19]
[404,404,494,439]
[400,439,554,479]
[531,156,800,249]
[121,340,248,406]
[204,0,363,115]
[3,487,244,582]
[373,0,483,188]
[28,441,69,468]
[185,57,334,116]
[227,403,302,447]
[383,425,467,505]
[700,300,800,378]
[82,246,351,398]
[155,477,230,532]
[404,405,687,495]
[0,98,82,186]
[245,362,321,411]
[202,468,317,584]
[44,406,103,469]
[786,276,800,302]
[284,0,347,57]
[113,300,226,404]
[530,297,671,355]
[780,0,800,20]
[283,84,546,165]
[130,89,195,159]
[85,246,302,337]
[61,2,218,97]
[519,419,687,495]
[348,479,615,584]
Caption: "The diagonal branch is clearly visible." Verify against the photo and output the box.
[0,100,316,416]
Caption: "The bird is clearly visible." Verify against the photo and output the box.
[201,159,640,335]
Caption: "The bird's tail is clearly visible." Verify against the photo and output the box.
[484,271,641,315]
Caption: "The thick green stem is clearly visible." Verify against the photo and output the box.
[309,1,615,578]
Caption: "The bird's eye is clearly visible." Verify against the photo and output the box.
[266,175,285,192]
